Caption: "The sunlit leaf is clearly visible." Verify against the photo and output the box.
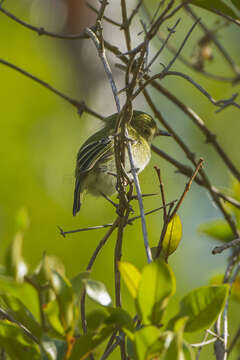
[50,271,75,333]
[0,321,40,360]
[41,336,66,360]
[44,300,65,336]
[118,261,141,299]
[188,0,239,19]
[162,215,182,261]
[5,232,28,282]
[199,220,234,242]
[136,260,176,325]
[105,307,134,332]
[86,309,109,332]
[0,294,42,339]
[71,271,90,299]
[173,285,229,332]
[210,274,240,303]
[69,326,113,360]
[15,207,30,232]
[134,326,162,360]
[182,340,195,360]
[84,279,112,306]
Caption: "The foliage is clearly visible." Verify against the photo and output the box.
[0,228,231,359]
[0,0,240,359]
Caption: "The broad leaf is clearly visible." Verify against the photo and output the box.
[69,326,113,360]
[162,215,182,261]
[0,321,40,360]
[118,261,141,298]
[5,232,28,282]
[136,260,176,325]
[134,326,162,360]
[230,0,240,11]
[71,271,90,299]
[199,220,234,242]
[0,294,42,339]
[50,271,75,333]
[84,279,112,306]
[173,285,229,332]
[188,0,239,19]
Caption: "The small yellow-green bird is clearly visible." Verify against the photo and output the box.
[73,110,170,215]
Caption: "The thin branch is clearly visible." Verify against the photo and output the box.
[212,238,240,255]
[151,145,240,209]
[0,307,40,345]
[228,327,240,355]
[154,166,167,222]
[149,81,240,182]
[184,4,240,75]
[144,18,181,73]
[86,2,121,27]
[142,4,237,83]
[0,59,103,119]
[169,158,204,221]
[144,89,239,238]
[85,25,121,112]
[121,0,132,51]
[191,337,218,348]
[59,201,176,237]
[126,0,144,28]
[81,219,119,333]
[0,5,94,40]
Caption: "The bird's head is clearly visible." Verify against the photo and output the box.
[131,111,170,143]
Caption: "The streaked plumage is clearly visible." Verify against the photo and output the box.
[73,110,167,215]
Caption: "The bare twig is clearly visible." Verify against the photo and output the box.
[154,166,167,222]
[81,219,119,333]
[0,5,94,40]
[169,158,204,221]
[212,238,240,255]
[85,25,121,112]
[0,59,103,119]
[184,4,240,75]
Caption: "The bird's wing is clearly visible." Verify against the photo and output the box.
[76,137,114,173]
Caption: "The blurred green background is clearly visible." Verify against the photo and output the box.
[0,0,240,357]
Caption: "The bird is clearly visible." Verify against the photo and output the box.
[73,110,170,215]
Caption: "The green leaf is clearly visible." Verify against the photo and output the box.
[210,274,240,304]
[182,340,195,360]
[86,309,109,332]
[134,326,162,360]
[199,220,234,242]
[0,321,40,360]
[105,307,135,332]
[5,232,28,282]
[50,271,75,333]
[69,326,113,360]
[71,271,90,299]
[136,260,176,325]
[230,0,240,11]
[41,336,67,360]
[0,293,42,339]
[174,285,229,332]
[15,207,30,232]
[162,215,182,261]
[118,261,141,298]
[84,279,112,306]
[44,300,65,336]
[164,333,181,360]
[188,0,239,19]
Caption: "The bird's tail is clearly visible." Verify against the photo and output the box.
[73,178,81,216]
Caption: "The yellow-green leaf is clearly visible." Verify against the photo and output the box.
[162,215,182,260]
[118,261,141,299]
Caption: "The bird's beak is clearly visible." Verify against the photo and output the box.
[156,129,171,137]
